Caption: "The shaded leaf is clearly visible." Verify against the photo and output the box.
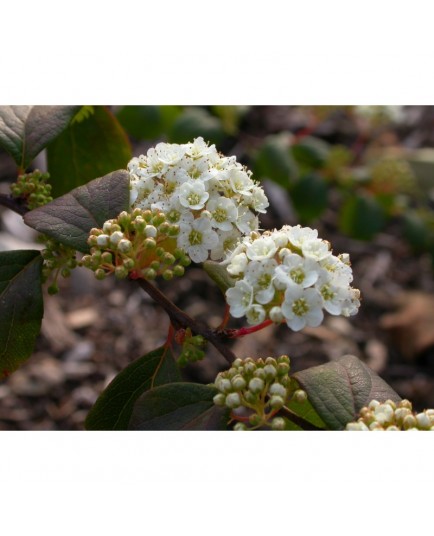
[24,170,130,253]
[117,105,183,140]
[293,355,401,430]
[129,382,230,430]
[168,107,225,145]
[0,250,43,379]
[254,134,298,188]
[0,105,79,168]
[47,106,132,197]
[285,389,327,430]
[203,260,235,293]
[290,173,328,223]
[339,194,385,240]
[85,346,181,430]
[291,136,329,169]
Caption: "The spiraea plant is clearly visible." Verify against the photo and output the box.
[0,105,432,430]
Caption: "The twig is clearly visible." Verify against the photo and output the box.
[136,278,237,364]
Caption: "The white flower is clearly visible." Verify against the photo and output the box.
[275,253,319,288]
[229,169,254,196]
[287,225,318,249]
[301,238,331,261]
[245,236,278,261]
[206,196,238,231]
[177,217,219,263]
[226,252,248,276]
[236,207,259,234]
[185,137,216,159]
[244,259,278,304]
[226,280,254,318]
[281,287,324,331]
[179,181,209,210]
[246,304,266,325]
[249,185,269,213]
[156,142,185,165]
[210,228,242,261]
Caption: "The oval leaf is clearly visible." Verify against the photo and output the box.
[339,194,385,240]
[117,105,183,140]
[254,134,298,188]
[129,382,229,430]
[291,136,330,169]
[0,105,79,168]
[85,346,181,431]
[168,108,225,145]
[290,173,328,223]
[47,106,132,197]
[0,250,43,379]
[293,355,401,430]
[24,169,130,252]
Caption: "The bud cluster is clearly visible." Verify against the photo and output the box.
[212,355,306,430]
[10,170,53,210]
[176,328,207,367]
[345,399,434,431]
[82,208,191,281]
[41,238,78,295]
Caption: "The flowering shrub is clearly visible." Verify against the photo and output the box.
[0,105,432,431]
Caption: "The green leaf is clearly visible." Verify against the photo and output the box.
[168,107,225,145]
[85,346,181,431]
[129,382,230,430]
[0,105,79,169]
[291,136,329,170]
[23,169,130,253]
[293,355,401,430]
[285,390,327,430]
[47,106,132,197]
[402,211,431,251]
[339,194,385,240]
[203,260,235,293]
[290,173,328,223]
[254,134,298,188]
[0,250,43,379]
[116,105,183,140]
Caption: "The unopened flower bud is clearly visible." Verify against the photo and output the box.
[399,399,413,410]
[145,225,158,238]
[263,364,277,380]
[115,266,128,279]
[233,423,247,431]
[249,414,262,426]
[293,389,307,403]
[144,238,156,250]
[270,395,285,409]
[95,269,106,280]
[158,222,170,234]
[162,269,174,280]
[386,425,400,431]
[101,252,113,264]
[213,393,226,406]
[346,422,369,431]
[416,412,431,430]
[271,417,286,430]
[118,239,132,253]
[96,234,109,247]
[225,392,241,409]
[163,253,176,265]
[110,231,124,246]
[269,306,284,323]
[368,400,380,410]
[143,268,157,280]
[374,403,394,425]
[231,375,247,391]
[249,377,265,393]
[269,383,286,398]
[403,414,417,430]
[173,265,185,277]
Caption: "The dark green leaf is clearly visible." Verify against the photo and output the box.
[47,106,132,197]
[24,170,130,253]
[293,355,401,430]
[291,136,329,169]
[0,250,43,379]
[203,260,235,293]
[290,173,328,223]
[0,105,79,169]
[116,105,183,140]
[254,134,298,188]
[85,346,181,430]
[129,382,230,430]
[168,108,225,145]
[403,211,431,251]
[339,194,385,240]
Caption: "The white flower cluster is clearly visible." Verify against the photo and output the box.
[128,137,269,263]
[224,225,360,330]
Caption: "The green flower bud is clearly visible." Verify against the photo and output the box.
[179,256,192,267]
[162,269,174,280]
[216,377,232,393]
[95,269,106,280]
[173,265,185,277]
[101,252,113,264]
[117,211,131,228]
[253,368,266,380]
[244,391,258,404]
[293,389,307,403]
[144,238,157,250]
[399,399,413,410]
[225,392,241,409]
[243,362,256,375]
[115,266,128,279]
[249,377,265,393]
[163,253,176,265]
[403,415,417,430]
[386,425,400,431]
[270,395,284,409]
[143,268,157,280]
[233,423,248,431]
[150,260,160,271]
[118,239,132,253]
[277,355,290,365]
[156,247,165,258]
[158,222,170,234]
[213,394,226,407]
[263,364,277,380]
[168,224,180,237]
[123,258,135,270]
[145,225,158,238]
[249,414,262,426]
[269,383,287,398]
[231,375,247,391]
[233,358,243,368]
[277,362,290,376]
[271,417,286,430]
[395,407,411,425]
[48,282,59,295]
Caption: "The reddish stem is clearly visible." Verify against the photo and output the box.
[228,319,273,339]
[217,304,231,331]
